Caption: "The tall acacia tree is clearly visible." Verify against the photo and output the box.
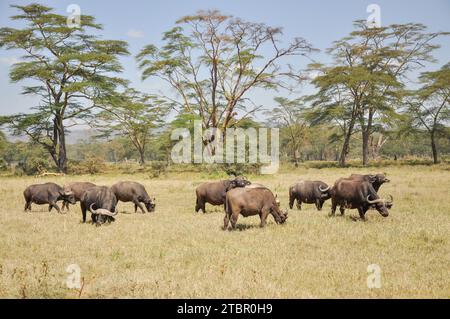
[137,10,315,154]
[308,21,446,166]
[96,89,169,165]
[0,4,129,172]
[406,63,450,163]
[266,97,307,166]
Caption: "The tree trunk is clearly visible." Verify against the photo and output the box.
[430,130,438,164]
[57,116,68,174]
[339,134,350,167]
[362,130,370,166]
[139,149,145,165]
[339,120,355,167]
[361,109,374,167]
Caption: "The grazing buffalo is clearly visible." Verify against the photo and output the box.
[23,182,75,214]
[330,179,393,221]
[224,187,288,229]
[349,173,390,192]
[245,183,281,206]
[195,177,251,213]
[288,180,331,211]
[62,182,96,211]
[110,181,155,214]
[80,186,118,225]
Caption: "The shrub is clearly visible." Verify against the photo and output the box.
[16,157,52,176]
[147,161,168,178]
[68,157,106,175]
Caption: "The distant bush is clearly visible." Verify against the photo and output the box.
[147,161,168,178]
[15,157,52,176]
[220,163,263,176]
[68,157,106,175]
[0,159,8,172]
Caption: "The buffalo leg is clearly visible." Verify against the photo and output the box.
[289,195,295,209]
[315,199,322,211]
[260,208,270,228]
[81,204,87,223]
[195,198,200,212]
[358,208,366,221]
[195,198,205,213]
[133,198,146,213]
[62,201,70,211]
[330,199,337,216]
[223,213,230,230]
[24,201,31,211]
[51,202,61,214]
[230,213,239,230]
[296,196,302,210]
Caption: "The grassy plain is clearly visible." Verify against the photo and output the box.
[0,164,449,298]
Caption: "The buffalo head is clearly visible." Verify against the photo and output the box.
[145,198,156,212]
[318,184,331,200]
[60,190,76,205]
[367,195,393,217]
[228,176,251,189]
[89,204,118,226]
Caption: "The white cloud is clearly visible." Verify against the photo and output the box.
[0,56,20,66]
[126,29,145,38]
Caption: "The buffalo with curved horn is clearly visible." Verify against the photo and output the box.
[330,178,393,220]
[80,186,118,226]
[289,180,331,211]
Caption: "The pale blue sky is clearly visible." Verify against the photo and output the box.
[1,0,449,117]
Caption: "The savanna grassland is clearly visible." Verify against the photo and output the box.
[0,165,449,298]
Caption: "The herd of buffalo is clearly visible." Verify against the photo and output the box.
[22,173,393,228]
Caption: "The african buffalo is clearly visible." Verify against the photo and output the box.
[288,180,331,211]
[330,179,393,221]
[23,182,75,214]
[110,181,155,214]
[224,187,288,229]
[195,177,251,213]
[62,182,96,211]
[80,186,118,225]
[349,173,390,192]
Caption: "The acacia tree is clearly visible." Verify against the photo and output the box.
[308,21,446,166]
[136,10,315,154]
[266,97,307,166]
[96,89,168,165]
[0,4,129,172]
[406,63,450,163]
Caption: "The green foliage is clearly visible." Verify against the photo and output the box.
[137,9,314,136]
[0,3,129,172]
[68,157,105,175]
[147,161,168,178]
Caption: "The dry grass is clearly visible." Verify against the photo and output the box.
[0,165,449,298]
